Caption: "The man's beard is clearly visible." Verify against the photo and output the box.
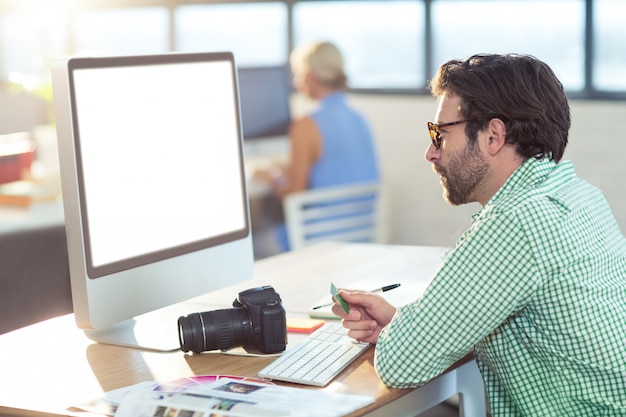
[435,144,489,206]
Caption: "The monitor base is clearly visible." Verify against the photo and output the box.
[83,302,207,352]
[84,319,180,352]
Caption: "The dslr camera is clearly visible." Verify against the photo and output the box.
[178,285,287,354]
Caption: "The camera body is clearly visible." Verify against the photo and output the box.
[178,285,287,354]
[234,286,287,353]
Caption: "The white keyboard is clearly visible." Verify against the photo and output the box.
[258,322,371,387]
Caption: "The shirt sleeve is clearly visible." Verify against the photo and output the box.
[374,210,541,388]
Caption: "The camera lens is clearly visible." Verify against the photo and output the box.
[178,308,252,353]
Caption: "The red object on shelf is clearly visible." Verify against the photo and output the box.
[0,132,36,184]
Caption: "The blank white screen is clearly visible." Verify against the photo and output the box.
[72,59,246,269]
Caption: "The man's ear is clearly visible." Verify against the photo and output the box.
[485,118,507,156]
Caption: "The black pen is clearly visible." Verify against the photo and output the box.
[311,283,401,310]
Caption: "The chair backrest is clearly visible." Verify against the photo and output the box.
[283,181,385,250]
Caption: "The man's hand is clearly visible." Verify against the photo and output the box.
[331,289,397,344]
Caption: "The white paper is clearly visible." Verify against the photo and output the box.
[114,376,373,417]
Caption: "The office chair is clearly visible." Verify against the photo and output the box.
[282,181,386,250]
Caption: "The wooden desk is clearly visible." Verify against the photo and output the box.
[0,242,486,417]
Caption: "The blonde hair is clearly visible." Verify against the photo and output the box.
[290,41,347,90]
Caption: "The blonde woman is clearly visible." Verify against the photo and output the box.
[255,41,379,252]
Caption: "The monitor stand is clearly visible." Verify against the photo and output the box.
[83,301,208,352]
[84,319,179,352]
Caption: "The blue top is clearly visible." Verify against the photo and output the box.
[308,92,379,188]
[272,92,379,252]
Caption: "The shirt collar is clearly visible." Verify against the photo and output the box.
[472,157,562,221]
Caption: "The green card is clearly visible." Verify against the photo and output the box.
[331,282,349,314]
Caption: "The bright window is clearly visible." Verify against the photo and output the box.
[431,0,585,91]
[175,3,288,66]
[293,1,424,89]
[0,0,623,98]
[73,8,169,56]
[0,11,66,80]
[593,0,626,91]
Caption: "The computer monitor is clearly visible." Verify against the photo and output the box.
[51,52,254,351]
[237,65,292,140]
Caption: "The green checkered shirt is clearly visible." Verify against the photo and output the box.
[375,157,626,416]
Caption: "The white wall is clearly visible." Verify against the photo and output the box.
[324,94,626,248]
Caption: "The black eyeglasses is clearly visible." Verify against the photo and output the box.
[427,120,466,149]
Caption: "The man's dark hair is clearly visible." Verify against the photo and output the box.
[429,54,571,162]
